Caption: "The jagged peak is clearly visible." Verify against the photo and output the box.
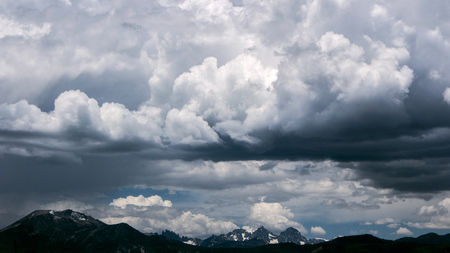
[254,226,271,232]
[279,227,303,236]
[228,228,248,234]
[161,229,182,241]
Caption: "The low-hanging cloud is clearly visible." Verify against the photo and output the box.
[101,210,238,238]
[249,202,306,233]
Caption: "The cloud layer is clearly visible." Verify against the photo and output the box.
[2,0,450,240]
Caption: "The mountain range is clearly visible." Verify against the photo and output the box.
[161,225,319,248]
[1,209,450,253]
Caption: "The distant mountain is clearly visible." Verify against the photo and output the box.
[0,209,189,253]
[200,229,265,248]
[161,229,204,246]
[309,234,450,253]
[396,232,450,245]
[328,234,389,245]
[2,210,450,253]
[222,228,252,242]
[250,226,278,244]
[277,227,308,245]
[307,237,328,244]
[191,226,310,248]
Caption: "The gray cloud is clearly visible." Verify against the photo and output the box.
[322,198,380,211]
[353,160,450,194]
[259,161,277,171]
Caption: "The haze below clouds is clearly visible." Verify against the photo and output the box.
[2,0,450,239]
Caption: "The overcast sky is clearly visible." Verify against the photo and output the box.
[2,0,450,240]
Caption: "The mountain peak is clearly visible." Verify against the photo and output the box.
[1,209,106,235]
[0,210,179,252]
[278,227,307,245]
[252,226,271,234]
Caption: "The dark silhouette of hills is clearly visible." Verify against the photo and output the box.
[2,209,450,253]
[161,229,203,246]
[396,232,450,245]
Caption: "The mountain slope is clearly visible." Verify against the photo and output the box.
[0,209,106,252]
[396,232,450,245]
[0,210,186,253]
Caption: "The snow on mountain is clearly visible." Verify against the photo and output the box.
[277,227,308,245]
[249,226,278,244]
[0,209,105,235]
[160,229,203,246]
[180,226,313,248]
[225,228,252,242]
[308,237,329,244]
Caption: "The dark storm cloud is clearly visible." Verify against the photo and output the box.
[0,153,288,199]
[352,160,450,194]
[259,161,277,171]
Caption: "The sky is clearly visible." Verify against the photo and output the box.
[1,0,450,241]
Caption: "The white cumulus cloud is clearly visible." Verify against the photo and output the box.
[102,211,237,238]
[395,227,413,235]
[408,198,450,229]
[169,211,238,238]
[249,202,306,233]
[311,226,326,236]
[110,195,172,209]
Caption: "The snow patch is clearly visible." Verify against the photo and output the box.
[71,212,87,221]
[242,226,255,234]
[269,238,279,244]
[184,240,196,245]
[49,210,55,215]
